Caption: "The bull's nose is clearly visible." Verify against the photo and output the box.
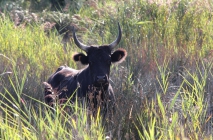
[96,75,107,83]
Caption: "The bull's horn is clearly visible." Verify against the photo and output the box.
[73,27,89,52]
[109,22,122,50]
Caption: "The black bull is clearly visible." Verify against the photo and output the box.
[43,23,127,113]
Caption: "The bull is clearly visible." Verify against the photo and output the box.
[43,23,127,115]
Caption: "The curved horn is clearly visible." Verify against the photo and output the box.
[73,27,89,52]
[109,22,122,50]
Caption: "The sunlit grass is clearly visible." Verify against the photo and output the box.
[0,64,104,139]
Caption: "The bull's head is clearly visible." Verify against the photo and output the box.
[73,23,127,87]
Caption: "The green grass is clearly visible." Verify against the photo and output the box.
[1,0,213,139]
[0,65,104,139]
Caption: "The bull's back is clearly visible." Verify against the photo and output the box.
[48,67,78,88]
[44,66,79,105]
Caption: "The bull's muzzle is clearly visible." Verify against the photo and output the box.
[96,75,107,83]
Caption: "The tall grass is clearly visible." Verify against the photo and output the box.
[0,63,104,139]
[1,0,213,139]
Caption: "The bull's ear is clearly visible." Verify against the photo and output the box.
[73,53,88,65]
[111,48,127,63]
